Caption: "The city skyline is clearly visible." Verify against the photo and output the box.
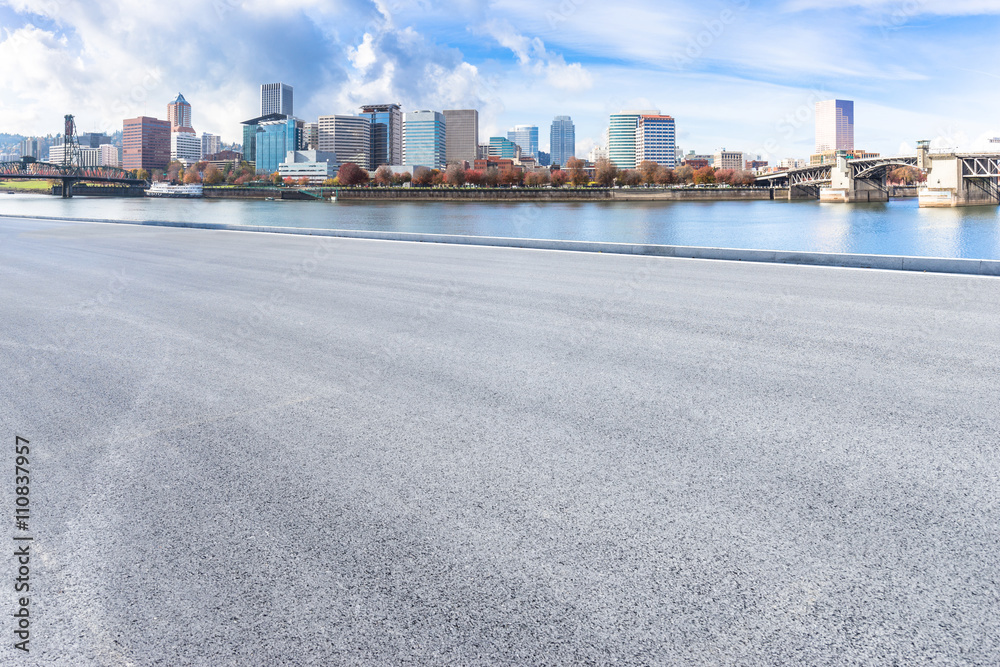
[1,1,999,159]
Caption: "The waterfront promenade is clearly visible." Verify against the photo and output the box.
[1,216,998,664]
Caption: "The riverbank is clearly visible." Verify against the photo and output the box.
[202,185,789,202]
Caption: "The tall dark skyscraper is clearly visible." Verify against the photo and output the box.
[358,103,403,169]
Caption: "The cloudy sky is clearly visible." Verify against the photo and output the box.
[1,0,999,160]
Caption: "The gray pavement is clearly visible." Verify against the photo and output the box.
[1,215,999,665]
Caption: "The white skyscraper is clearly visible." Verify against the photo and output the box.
[261,83,293,116]
[815,99,854,153]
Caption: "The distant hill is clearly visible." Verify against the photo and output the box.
[0,133,25,145]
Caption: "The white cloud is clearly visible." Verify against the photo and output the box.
[478,19,593,93]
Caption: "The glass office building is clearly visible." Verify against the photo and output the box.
[549,116,575,167]
[507,124,538,158]
[403,110,446,168]
[358,104,403,169]
[255,117,303,174]
[488,136,519,159]
[608,110,661,169]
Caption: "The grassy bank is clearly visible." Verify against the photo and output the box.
[1,180,54,192]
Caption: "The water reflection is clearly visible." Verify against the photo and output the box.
[1,193,999,260]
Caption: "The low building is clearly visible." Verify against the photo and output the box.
[713,149,744,171]
[203,150,244,171]
[277,150,337,184]
[488,137,520,160]
[473,156,521,176]
[809,149,879,166]
[746,159,768,171]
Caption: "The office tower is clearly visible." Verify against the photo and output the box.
[261,83,294,116]
[254,117,304,174]
[608,110,659,169]
[443,109,479,165]
[815,99,854,153]
[201,133,221,157]
[549,116,575,167]
[303,123,319,150]
[402,111,446,168]
[507,124,538,158]
[167,93,193,132]
[359,104,403,169]
[635,114,676,168]
[318,115,371,167]
[122,116,171,172]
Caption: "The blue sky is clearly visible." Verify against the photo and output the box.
[1,0,999,160]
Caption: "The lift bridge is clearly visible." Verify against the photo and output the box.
[756,141,1000,207]
[1,115,145,197]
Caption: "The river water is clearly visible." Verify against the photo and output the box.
[3,192,1000,259]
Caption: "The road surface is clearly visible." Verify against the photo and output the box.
[1,216,998,665]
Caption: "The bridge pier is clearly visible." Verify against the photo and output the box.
[919,152,1000,207]
[60,178,78,198]
[788,184,820,200]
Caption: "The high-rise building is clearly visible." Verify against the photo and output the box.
[303,123,319,150]
[254,116,304,174]
[78,132,112,148]
[403,111,446,168]
[167,93,193,132]
[122,116,171,172]
[261,83,293,116]
[488,136,520,159]
[635,114,676,168]
[507,124,538,158]
[814,99,854,153]
[608,110,659,169]
[713,149,744,171]
[171,131,201,163]
[201,133,221,158]
[443,109,479,165]
[359,104,403,169]
[318,115,371,167]
[549,116,575,167]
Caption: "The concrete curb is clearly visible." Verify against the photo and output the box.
[3,213,999,276]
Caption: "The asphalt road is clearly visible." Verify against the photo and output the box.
[1,215,999,666]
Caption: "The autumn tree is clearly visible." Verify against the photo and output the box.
[297,177,311,186]
[483,167,499,187]
[654,166,674,185]
[373,165,394,186]
[134,168,149,181]
[714,169,735,185]
[464,169,485,187]
[183,170,202,184]
[393,171,412,185]
[566,157,587,187]
[411,166,432,186]
[444,163,465,186]
[674,165,694,184]
[550,169,568,187]
[337,162,369,186]
[693,166,716,185]
[595,158,618,187]
[638,160,659,185]
[733,170,757,186]
[203,164,224,185]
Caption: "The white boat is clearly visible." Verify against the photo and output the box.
[146,183,203,198]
